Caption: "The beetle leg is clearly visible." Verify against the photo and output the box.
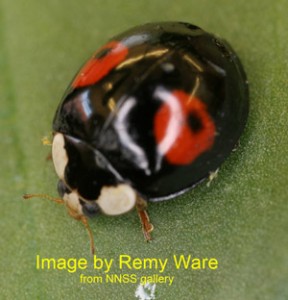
[46,153,52,161]
[41,134,53,160]
[80,216,95,255]
[136,196,154,241]
[41,135,53,146]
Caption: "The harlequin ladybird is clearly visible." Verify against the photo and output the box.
[25,22,249,253]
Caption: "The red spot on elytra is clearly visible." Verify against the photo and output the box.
[72,41,128,88]
[154,90,216,165]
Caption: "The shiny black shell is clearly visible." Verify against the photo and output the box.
[53,22,249,202]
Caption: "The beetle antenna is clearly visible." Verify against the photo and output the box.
[23,194,64,204]
[24,193,96,254]
[80,216,95,255]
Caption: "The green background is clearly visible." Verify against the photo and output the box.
[1,0,287,299]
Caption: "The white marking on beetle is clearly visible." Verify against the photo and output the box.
[154,87,184,172]
[114,97,149,173]
[154,87,183,155]
[96,184,136,216]
[52,133,68,180]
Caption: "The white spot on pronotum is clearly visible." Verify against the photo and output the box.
[52,133,68,180]
[135,283,156,300]
[63,191,83,216]
[96,184,136,216]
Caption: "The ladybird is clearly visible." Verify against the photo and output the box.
[25,22,249,253]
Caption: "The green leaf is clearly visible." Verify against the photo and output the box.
[1,0,288,299]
